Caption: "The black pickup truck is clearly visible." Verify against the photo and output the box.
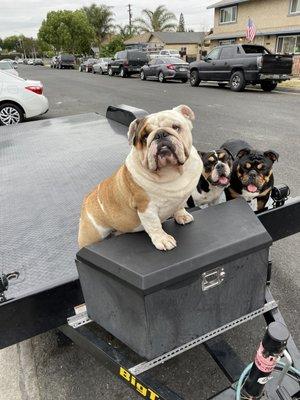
[190,44,293,92]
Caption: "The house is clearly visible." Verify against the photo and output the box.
[124,32,206,60]
[205,0,300,74]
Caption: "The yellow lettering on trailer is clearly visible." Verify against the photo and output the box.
[119,367,160,399]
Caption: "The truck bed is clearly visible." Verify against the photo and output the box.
[0,112,129,347]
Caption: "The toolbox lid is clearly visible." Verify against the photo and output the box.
[77,198,272,292]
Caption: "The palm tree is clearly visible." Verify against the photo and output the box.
[116,24,139,40]
[83,4,114,46]
[134,5,177,32]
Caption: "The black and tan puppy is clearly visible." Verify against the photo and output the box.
[188,149,233,207]
[221,139,279,211]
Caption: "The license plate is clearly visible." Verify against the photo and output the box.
[179,68,186,71]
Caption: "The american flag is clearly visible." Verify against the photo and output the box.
[246,18,256,42]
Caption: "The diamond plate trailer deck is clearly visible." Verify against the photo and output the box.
[0,107,299,400]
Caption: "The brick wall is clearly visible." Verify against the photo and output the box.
[293,55,300,77]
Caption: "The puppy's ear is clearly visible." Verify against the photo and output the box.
[173,105,195,121]
[264,150,279,163]
[128,118,144,146]
[198,151,207,159]
[236,148,251,159]
[223,148,234,160]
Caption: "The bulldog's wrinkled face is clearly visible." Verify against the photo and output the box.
[235,148,279,193]
[128,105,194,172]
[201,149,233,187]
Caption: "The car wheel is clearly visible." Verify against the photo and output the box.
[230,71,246,92]
[190,70,201,87]
[108,67,114,76]
[181,78,188,83]
[59,64,62,69]
[218,82,227,88]
[158,72,165,83]
[120,67,127,78]
[140,70,146,80]
[0,103,24,126]
[261,81,277,92]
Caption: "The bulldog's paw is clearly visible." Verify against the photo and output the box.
[151,233,177,251]
[174,210,194,225]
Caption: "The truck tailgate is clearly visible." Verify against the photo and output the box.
[261,54,293,74]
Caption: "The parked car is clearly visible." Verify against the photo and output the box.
[56,54,75,69]
[27,58,34,65]
[0,61,18,77]
[159,49,181,58]
[17,58,24,64]
[79,58,97,72]
[50,56,58,68]
[140,57,189,83]
[92,58,111,75]
[0,71,49,125]
[107,50,149,78]
[1,58,17,65]
[189,44,293,92]
[33,58,44,66]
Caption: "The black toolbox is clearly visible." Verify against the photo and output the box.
[76,198,272,359]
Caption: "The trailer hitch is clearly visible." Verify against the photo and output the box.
[0,272,20,303]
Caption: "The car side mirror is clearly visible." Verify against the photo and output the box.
[205,57,211,62]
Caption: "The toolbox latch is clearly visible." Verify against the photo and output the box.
[202,267,225,291]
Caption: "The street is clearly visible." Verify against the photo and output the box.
[1,65,300,400]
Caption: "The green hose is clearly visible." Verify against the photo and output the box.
[235,361,300,400]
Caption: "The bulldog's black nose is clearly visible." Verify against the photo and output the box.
[155,130,169,141]
[216,163,223,171]
[249,170,257,179]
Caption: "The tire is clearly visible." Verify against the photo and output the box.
[190,70,201,87]
[181,78,188,83]
[108,67,114,76]
[218,82,227,88]
[230,71,246,92]
[140,70,146,80]
[158,72,165,83]
[0,103,24,126]
[261,81,277,92]
[59,64,62,69]
[120,67,127,78]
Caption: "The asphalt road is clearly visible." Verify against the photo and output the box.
[1,65,299,400]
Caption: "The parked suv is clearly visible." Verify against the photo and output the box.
[108,50,149,78]
[159,49,181,58]
[189,44,293,92]
[57,54,75,69]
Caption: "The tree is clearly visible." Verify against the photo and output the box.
[83,4,114,47]
[38,10,95,54]
[134,5,177,32]
[100,35,125,57]
[2,35,20,52]
[116,24,139,40]
[177,13,185,32]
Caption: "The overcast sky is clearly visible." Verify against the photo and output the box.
[0,0,216,38]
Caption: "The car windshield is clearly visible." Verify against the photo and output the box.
[169,50,179,54]
[0,61,13,70]
[161,57,186,64]
[61,54,75,61]
[242,45,270,54]
[127,51,148,61]
[102,58,110,62]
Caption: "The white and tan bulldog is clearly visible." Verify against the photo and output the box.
[78,105,203,251]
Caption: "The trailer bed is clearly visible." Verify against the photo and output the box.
[0,112,130,347]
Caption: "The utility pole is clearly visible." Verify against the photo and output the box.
[127,4,132,35]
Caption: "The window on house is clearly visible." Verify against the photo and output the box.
[219,39,235,45]
[220,6,237,23]
[290,0,300,13]
[277,35,300,54]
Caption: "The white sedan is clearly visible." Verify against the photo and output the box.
[92,58,111,74]
[0,61,19,77]
[0,71,49,125]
